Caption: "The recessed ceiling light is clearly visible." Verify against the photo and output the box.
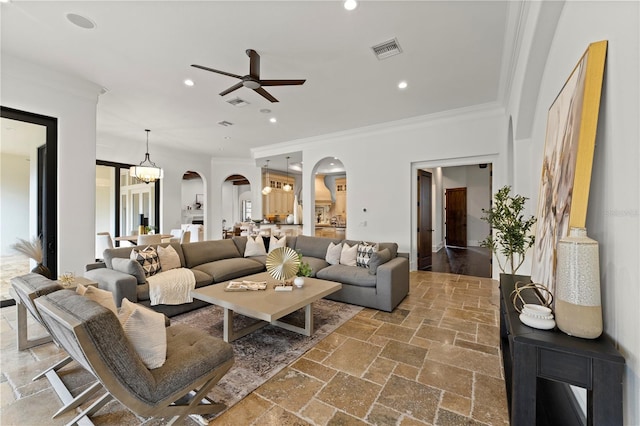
[184,79,194,87]
[344,0,357,11]
[0,0,13,4]
[224,136,231,140]
[66,13,96,29]
[398,81,408,89]
[269,117,277,124]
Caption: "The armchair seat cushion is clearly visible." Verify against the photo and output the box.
[316,264,377,288]
[192,258,264,283]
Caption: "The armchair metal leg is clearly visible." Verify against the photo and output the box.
[65,392,113,426]
[52,381,103,418]
[32,355,73,381]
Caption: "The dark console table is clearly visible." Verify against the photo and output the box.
[499,274,624,426]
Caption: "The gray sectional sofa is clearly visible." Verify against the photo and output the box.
[85,235,409,317]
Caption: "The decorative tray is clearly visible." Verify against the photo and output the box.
[224,281,268,292]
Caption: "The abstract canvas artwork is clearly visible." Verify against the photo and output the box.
[531,41,607,295]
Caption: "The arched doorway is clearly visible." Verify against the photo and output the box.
[312,157,347,239]
[221,174,251,237]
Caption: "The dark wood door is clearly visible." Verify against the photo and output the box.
[445,187,467,247]
[417,170,432,270]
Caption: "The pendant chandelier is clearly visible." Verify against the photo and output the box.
[262,160,272,195]
[283,156,292,192]
[130,129,163,184]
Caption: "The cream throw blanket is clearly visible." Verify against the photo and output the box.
[147,268,196,306]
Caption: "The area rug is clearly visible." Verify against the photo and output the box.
[171,298,362,420]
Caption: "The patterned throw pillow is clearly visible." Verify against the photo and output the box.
[356,242,378,268]
[130,246,161,277]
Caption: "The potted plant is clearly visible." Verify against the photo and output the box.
[11,236,51,278]
[295,251,313,287]
[480,185,536,276]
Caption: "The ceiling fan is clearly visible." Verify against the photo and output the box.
[191,49,306,103]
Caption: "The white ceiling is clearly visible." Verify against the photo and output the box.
[1,1,512,165]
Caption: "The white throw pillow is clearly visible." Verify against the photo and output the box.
[118,298,167,369]
[76,284,118,315]
[157,245,181,271]
[325,242,342,265]
[340,243,358,266]
[244,235,267,257]
[268,235,286,253]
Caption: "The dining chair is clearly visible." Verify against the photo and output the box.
[96,232,114,261]
[137,234,163,246]
[180,231,191,244]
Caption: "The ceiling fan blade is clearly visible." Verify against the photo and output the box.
[219,82,244,97]
[191,64,243,80]
[260,79,306,86]
[254,87,279,103]
[247,49,260,79]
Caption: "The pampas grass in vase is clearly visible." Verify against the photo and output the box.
[11,236,51,278]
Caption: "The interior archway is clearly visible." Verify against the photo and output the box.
[181,171,205,241]
[311,157,347,239]
[221,174,251,237]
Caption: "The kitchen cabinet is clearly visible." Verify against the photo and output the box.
[263,172,295,216]
[334,177,347,216]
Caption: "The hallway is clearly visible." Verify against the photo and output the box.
[430,246,491,278]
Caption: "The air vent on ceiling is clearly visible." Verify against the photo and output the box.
[371,38,402,60]
[226,97,250,108]
[217,120,234,127]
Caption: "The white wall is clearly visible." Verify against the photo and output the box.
[0,153,30,255]
[1,55,101,276]
[509,2,639,423]
[254,105,506,260]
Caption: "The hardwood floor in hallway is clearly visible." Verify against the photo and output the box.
[429,246,492,278]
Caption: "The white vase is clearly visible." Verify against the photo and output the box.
[555,227,603,339]
[293,195,299,224]
[294,276,305,288]
[286,214,294,224]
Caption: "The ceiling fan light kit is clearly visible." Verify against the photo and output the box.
[130,129,163,184]
[192,49,306,103]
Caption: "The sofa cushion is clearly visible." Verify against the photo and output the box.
[192,258,265,283]
[368,248,392,275]
[112,258,146,284]
[103,243,185,270]
[300,256,330,278]
[356,242,378,268]
[344,240,398,260]
[317,264,377,288]
[325,242,342,265]
[340,243,358,266]
[182,240,241,269]
[119,298,167,369]
[268,235,287,253]
[244,236,267,257]
[157,245,181,271]
[295,235,341,259]
[131,246,161,277]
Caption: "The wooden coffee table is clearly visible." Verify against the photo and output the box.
[191,272,341,342]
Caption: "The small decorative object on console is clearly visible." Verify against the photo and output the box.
[519,304,556,330]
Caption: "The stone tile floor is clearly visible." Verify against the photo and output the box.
[0,271,509,425]
[0,255,29,303]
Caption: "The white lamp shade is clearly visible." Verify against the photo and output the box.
[130,165,163,182]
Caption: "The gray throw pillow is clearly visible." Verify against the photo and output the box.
[112,258,146,284]
[368,248,391,275]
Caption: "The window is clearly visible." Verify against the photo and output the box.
[242,200,252,221]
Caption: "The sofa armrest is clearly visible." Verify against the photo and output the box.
[84,267,138,308]
[375,256,410,312]
[85,261,106,271]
